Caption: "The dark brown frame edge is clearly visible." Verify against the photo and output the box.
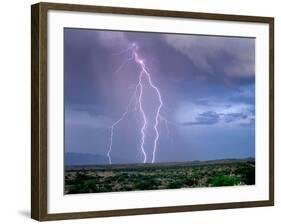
[31,2,274,221]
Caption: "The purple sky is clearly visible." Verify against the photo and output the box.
[64,28,255,164]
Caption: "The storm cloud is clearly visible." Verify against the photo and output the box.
[64,28,255,163]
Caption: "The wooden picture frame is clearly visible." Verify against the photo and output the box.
[31,2,274,221]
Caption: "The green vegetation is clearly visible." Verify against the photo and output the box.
[64,159,255,194]
[207,175,240,186]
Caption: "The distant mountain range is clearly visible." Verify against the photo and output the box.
[65,152,254,167]
[65,152,133,166]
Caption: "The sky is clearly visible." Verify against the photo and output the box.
[64,28,255,164]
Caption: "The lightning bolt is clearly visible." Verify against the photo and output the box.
[107,93,136,165]
[107,43,165,164]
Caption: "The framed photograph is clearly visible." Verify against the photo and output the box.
[31,2,274,221]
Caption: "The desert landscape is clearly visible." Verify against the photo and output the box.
[65,158,255,194]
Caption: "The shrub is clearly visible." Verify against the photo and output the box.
[167,180,184,189]
[209,175,240,187]
[134,178,159,190]
[184,178,196,186]
[68,179,97,194]
[235,166,255,185]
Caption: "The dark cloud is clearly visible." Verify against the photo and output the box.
[182,107,254,126]
[69,104,109,117]
[164,34,255,81]
[224,113,248,123]
[240,118,255,127]
[184,111,221,126]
